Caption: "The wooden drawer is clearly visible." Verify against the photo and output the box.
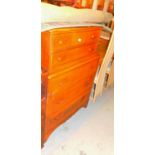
[46,74,94,117]
[49,43,97,68]
[48,53,99,75]
[41,27,101,74]
[44,91,90,140]
[48,27,101,52]
[47,56,99,94]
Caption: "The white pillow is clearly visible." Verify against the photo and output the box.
[41,2,113,24]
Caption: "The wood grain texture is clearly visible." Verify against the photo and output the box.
[47,56,99,95]
[41,72,48,147]
[97,0,105,10]
[107,59,114,87]
[44,91,91,142]
[97,38,109,65]
[42,27,101,53]
[41,26,101,146]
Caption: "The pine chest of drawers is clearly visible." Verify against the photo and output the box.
[41,26,101,147]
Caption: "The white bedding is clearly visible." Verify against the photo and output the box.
[41,2,113,24]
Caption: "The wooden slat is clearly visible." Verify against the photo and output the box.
[93,31,114,102]
[92,0,99,10]
[107,59,114,87]
[103,0,110,11]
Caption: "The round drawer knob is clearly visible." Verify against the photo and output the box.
[58,40,63,44]
[57,57,62,61]
[58,99,65,104]
[91,35,95,39]
[77,38,82,43]
[89,48,93,52]
[58,82,64,87]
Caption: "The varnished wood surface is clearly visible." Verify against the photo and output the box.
[42,27,101,54]
[47,56,99,94]
[97,38,109,65]
[44,90,91,142]
[46,74,94,116]
[41,26,101,146]
[41,72,48,147]
[50,43,97,67]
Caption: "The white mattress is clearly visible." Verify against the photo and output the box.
[41,2,113,24]
[41,22,102,32]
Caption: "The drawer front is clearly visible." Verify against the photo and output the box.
[41,27,101,73]
[50,43,97,68]
[46,74,94,117]
[47,57,99,94]
[44,91,90,139]
[48,53,99,75]
[50,28,101,52]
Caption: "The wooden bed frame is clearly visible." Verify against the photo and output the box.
[93,31,114,102]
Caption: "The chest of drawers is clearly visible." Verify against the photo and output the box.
[41,26,101,147]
